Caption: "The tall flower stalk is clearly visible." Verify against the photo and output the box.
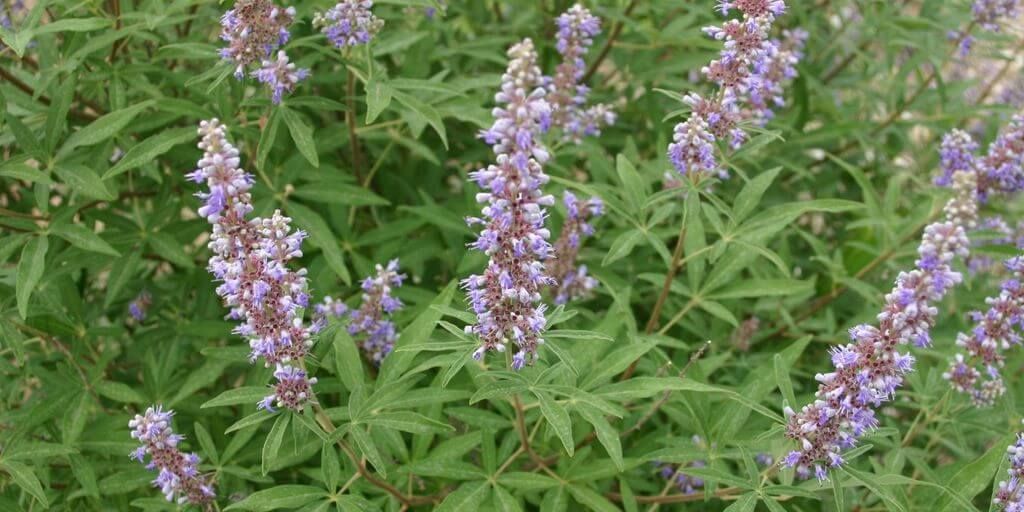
[313,0,384,49]
[464,39,555,370]
[666,0,799,179]
[188,119,318,412]
[546,3,616,143]
[548,191,603,304]
[218,0,296,79]
[129,406,216,508]
[347,259,406,365]
[994,422,1024,511]
[781,168,978,481]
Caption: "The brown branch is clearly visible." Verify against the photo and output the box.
[582,0,638,84]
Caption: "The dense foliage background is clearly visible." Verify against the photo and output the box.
[3,0,1024,510]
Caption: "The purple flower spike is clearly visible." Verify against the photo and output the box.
[191,119,318,411]
[782,166,978,481]
[935,129,979,187]
[972,0,1020,32]
[549,191,603,304]
[219,0,296,79]
[253,50,309,104]
[994,424,1024,511]
[545,4,615,143]
[129,406,216,506]
[665,0,803,181]
[464,39,555,370]
[314,0,384,49]
[944,253,1024,406]
[348,259,406,365]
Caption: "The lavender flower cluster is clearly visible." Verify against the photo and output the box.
[782,168,978,481]
[545,4,616,143]
[129,291,152,322]
[188,119,318,412]
[1,0,25,31]
[944,256,1024,406]
[549,191,603,304]
[129,406,215,507]
[937,120,1024,202]
[347,259,406,364]
[313,0,384,49]
[667,0,806,179]
[464,38,555,371]
[219,0,308,103]
[995,423,1024,511]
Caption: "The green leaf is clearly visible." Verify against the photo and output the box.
[1,461,48,507]
[35,18,110,35]
[16,236,48,319]
[147,232,195,268]
[365,78,393,124]
[577,406,623,471]
[934,433,1015,512]
[224,485,327,511]
[226,412,274,434]
[0,162,52,184]
[104,126,195,178]
[333,328,365,392]
[498,472,560,490]
[57,100,154,159]
[708,279,812,300]
[350,426,388,478]
[435,481,490,512]
[95,381,146,403]
[51,223,120,256]
[365,411,455,434]
[536,392,574,457]
[602,229,643,265]
[257,107,282,171]
[492,485,524,512]
[286,201,350,285]
[724,493,758,512]
[292,183,390,206]
[393,89,448,149]
[840,466,907,512]
[616,154,644,213]
[567,485,619,512]
[53,164,116,201]
[104,250,142,307]
[202,386,269,409]
[262,413,290,475]
[280,107,319,168]
[379,280,456,383]
[732,167,782,222]
[774,354,796,409]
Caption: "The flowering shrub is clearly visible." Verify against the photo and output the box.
[6,1,1024,510]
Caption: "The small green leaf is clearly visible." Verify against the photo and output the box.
[1,461,49,507]
[365,78,393,124]
[202,386,269,409]
[104,126,195,178]
[58,100,154,159]
[257,108,282,171]
[224,485,327,511]
[333,327,365,392]
[536,392,574,457]
[16,236,48,319]
[53,164,116,201]
[364,411,455,434]
[147,232,195,268]
[51,223,120,256]
[393,89,448,149]
[262,413,290,475]
[732,167,782,222]
[350,426,387,478]
[286,201,350,285]
[602,229,643,265]
[95,381,146,403]
[435,481,490,512]
[280,107,319,168]
[615,154,645,213]
[577,406,623,471]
